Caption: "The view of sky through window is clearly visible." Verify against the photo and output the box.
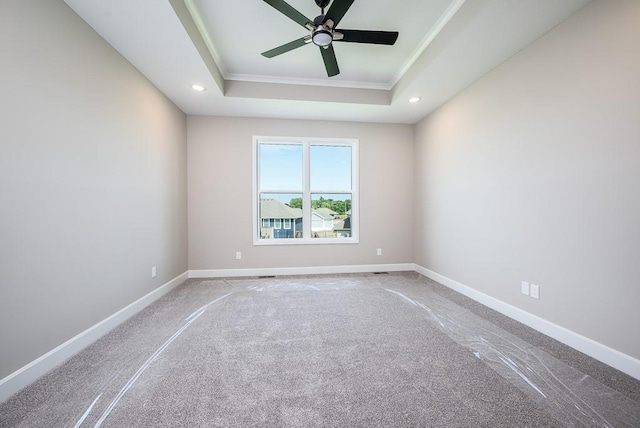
[259,143,352,205]
[310,145,352,191]
[259,144,303,191]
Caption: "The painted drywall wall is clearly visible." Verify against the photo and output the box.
[414,0,640,359]
[0,0,188,378]
[188,116,414,270]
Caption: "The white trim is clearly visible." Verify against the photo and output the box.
[413,264,640,381]
[0,271,189,403]
[252,137,259,245]
[225,72,391,91]
[189,264,414,279]
[252,238,357,246]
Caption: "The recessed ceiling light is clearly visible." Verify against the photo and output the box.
[191,84,206,92]
[409,97,421,103]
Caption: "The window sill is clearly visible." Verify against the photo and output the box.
[253,238,359,246]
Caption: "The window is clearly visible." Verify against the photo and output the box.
[253,136,358,245]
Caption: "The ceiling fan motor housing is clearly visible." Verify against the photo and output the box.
[312,14,333,47]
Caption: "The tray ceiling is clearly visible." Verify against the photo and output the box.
[63,0,592,124]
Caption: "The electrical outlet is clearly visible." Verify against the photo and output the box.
[376,248,382,256]
[151,266,157,278]
[235,251,242,260]
[521,281,530,296]
[530,283,540,299]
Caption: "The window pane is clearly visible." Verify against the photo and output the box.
[259,193,303,239]
[310,193,352,239]
[259,144,303,190]
[310,145,352,191]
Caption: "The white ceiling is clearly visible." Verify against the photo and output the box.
[63,0,592,124]
[193,0,457,88]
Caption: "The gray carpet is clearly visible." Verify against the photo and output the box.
[1,273,639,427]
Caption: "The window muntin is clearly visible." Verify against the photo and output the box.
[253,137,358,245]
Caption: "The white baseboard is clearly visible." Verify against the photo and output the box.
[188,263,415,278]
[413,264,640,380]
[0,271,189,403]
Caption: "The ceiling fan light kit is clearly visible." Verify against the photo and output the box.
[262,0,399,77]
[312,29,333,47]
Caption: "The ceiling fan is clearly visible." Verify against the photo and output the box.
[261,0,399,77]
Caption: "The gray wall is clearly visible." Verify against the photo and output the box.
[188,116,414,270]
[0,0,188,378]
[414,0,640,359]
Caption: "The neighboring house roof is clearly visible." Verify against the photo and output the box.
[334,217,352,230]
[260,199,345,221]
[314,207,338,218]
[260,199,301,219]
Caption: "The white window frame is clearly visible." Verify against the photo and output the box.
[274,219,282,229]
[253,136,359,246]
[283,219,291,229]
